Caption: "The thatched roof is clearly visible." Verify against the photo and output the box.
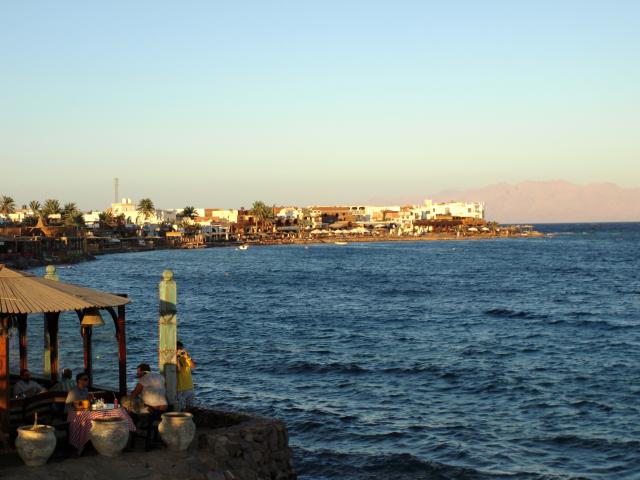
[0,265,129,314]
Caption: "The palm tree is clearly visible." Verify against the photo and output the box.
[250,201,274,222]
[137,198,155,221]
[250,201,275,233]
[0,195,16,216]
[28,200,41,217]
[180,206,198,221]
[65,212,85,227]
[98,211,115,229]
[62,202,80,218]
[42,199,61,217]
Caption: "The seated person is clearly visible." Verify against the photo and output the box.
[13,369,46,399]
[129,363,168,413]
[64,372,94,412]
[50,368,75,392]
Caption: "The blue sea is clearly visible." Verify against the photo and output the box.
[19,223,640,479]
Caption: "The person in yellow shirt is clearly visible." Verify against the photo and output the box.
[176,341,196,411]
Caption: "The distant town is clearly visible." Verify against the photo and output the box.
[0,195,536,268]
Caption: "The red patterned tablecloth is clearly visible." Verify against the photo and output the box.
[68,408,136,451]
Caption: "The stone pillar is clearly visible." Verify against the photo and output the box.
[43,265,59,378]
[159,270,177,406]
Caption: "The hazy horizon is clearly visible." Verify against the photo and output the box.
[2,1,639,213]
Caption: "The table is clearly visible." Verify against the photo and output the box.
[68,407,136,452]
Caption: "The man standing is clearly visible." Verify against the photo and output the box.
[176,341,196,411]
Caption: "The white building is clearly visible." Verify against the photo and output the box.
[422,199,485,220]
[276,207,303,219]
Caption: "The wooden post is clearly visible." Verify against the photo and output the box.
[43,266,59,378]
[18,314,27,373]
[0,315,11,448]
[81,325,93,388]
[159,270,177,406]
[117,302,127,396]
[46,313,60,382]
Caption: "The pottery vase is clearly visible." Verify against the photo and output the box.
[158,412,196,451]
[15,425,56,466]
[90,417,129,456]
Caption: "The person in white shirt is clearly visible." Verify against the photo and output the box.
[13,369,46,399]
[129,363,168,413]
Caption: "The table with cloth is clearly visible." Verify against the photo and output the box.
[68,407,136,452]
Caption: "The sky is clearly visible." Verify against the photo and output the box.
[1,1,639,210]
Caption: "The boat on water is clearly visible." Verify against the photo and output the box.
[238,244,249,250]
[334,241,348,246]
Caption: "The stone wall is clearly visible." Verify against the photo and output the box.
[190,407,297,480]
[0,407,297,480]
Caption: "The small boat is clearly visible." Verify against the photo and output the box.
[238,244,249,250]
[334,241,348,246]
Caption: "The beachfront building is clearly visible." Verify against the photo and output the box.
[421,199,485,220]
[312,205,372,227]
[5,209,34,224]
[204,209,239,224]
[276,207,303,220]
[110,198,176,225]
[82,211,101,229]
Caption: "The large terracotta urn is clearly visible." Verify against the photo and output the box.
[158,412,196,451]
[90,417,129,456]
[15,425,56,466]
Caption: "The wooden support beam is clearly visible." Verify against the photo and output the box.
[0,317,10,448]
[17,314,27,373]
[81,326,93,388]
[117,303,127,396]
[46,312,60,382]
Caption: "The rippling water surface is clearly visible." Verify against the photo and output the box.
[21,223,640,479]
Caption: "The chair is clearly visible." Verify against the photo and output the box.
[130,409,163,451]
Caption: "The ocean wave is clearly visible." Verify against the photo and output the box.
[484,308,549,320]
[294,449,486,480]
[549,318,637,330]
[279,360,369,374]
[543,434,640,451]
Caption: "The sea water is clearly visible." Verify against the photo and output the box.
[21,223,640,479]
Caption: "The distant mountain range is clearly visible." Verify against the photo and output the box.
[427,181,640,223]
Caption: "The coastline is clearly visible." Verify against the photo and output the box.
[3,230,544,270]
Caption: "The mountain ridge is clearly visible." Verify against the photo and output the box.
[425,180,640,223]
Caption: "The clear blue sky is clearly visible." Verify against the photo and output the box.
[1,1,638,209]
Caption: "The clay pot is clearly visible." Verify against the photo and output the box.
[90,417,129,456]
[15,425,56,466]
[158,412,196,451]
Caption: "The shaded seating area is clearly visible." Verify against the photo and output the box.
[0,264,130,451]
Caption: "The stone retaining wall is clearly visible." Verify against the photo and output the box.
[0,407,297,480]
[190,407,296,480]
